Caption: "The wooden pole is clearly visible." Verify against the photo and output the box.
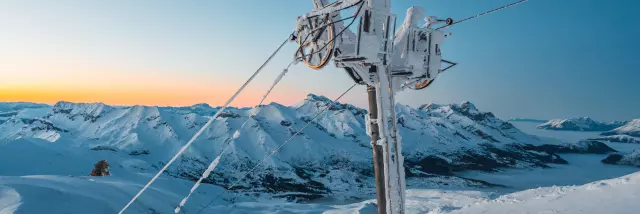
[368,85,388,214]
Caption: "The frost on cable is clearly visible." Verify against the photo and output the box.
[174,149,226,213]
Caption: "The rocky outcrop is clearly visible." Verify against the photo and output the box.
[589,135,640,144]
[602,150,640,167]
[522,140,617,155]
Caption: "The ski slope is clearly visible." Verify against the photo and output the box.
[1,171,639,213]
[0,174,228,214]
[446,171,640,214]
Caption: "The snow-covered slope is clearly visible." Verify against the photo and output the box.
[591,119,640,146]
[443,171,640,214]
[602,119,640,137]
[590,135,640,144]
[3,171,639,214]
[537,117,626,131]
[0,172,233,214]
[602,150,640,167]
[0,96,601,201]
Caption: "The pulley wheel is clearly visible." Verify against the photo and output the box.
[445,18,454,25]
[297,15,335,70]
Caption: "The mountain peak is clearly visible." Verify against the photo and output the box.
[53,101,107,107]
[449,101,480,116]
[460,101,478,112]
[417,103,442,112]
[190,103,213,109]
[52,101,113,119]
[305,93,333,103]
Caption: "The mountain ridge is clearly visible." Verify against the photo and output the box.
[0,94,615,201]
[537,117,627,131]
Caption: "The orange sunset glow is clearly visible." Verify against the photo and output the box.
[0,65,305,107]
[0,80,307,107]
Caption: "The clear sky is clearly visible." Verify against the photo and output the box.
[0,0,638,121]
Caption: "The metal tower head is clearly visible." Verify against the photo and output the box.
[293,1,456,91]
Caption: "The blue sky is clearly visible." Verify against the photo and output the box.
[1,0,638,121]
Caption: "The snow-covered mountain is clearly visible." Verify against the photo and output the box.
[590,135,640,144]
[601,119,640,137]
[0,102,48,112]
[522,140,616,155]
[0,96,614,201]
[537,117,626,131]
[507,118,548,123]
[0,102,49,124]
[602,150,640,167]
[588,119,640,146]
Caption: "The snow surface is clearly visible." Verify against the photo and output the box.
[1,99,639,213]
[2,171,639,214]
[0,174,228,214]
[446,171,640,214]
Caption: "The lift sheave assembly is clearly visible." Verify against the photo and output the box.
[294,0,456,213]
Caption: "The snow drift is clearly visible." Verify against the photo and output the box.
[445,171,640,214]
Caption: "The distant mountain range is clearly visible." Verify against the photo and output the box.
[589,119,640,145]
[601,119,640,137]
[508,118,549,123]
[0,96,623,201]
[537,117,627,132]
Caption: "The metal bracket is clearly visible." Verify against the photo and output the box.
[440,59,457,73]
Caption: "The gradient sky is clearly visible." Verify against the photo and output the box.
[1,0,638,121]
